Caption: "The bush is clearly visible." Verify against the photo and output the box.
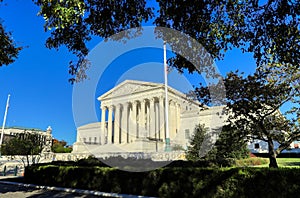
[24,164,300,197]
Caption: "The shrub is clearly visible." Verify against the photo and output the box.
[24,164,300,197]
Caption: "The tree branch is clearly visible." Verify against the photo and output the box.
[276,132,300,155]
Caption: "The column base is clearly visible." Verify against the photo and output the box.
[164,138,171,152]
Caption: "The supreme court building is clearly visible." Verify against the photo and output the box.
[72,80,224,155]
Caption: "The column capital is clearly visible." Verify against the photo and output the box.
[122,102,129,109]
[115,103,122,108]
[108,105,114,109]
[169,100,175,105]
[150,97,156,102]
[159,96,164,100]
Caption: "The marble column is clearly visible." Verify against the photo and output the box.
[149,98,156,139]
[121,103,128,143]
[139,99,146,138]
[101,106,106,145]
[159,97,165,141]
[176,103,180,133]
[146,101,150,132]
[107,105,113,144]
[114,104,121,144]
[130,101,138,141]
[168,100,173,139]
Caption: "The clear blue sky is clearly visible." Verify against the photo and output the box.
[0,1,257,145]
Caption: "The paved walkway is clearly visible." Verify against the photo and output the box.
[0,176,154,198]
[0,177,101,198]
[0,182,99,198]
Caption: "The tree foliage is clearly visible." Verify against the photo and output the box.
[52,139,72,153]
[30,0,299,82]
[213,125,249,160]
[0,1,298,84]
[186,124,207,161]
[0,0,22,66]
[33,0,154,83]
[195,70,299,168]
[186,124,248,162]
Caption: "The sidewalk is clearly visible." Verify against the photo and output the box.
[0,177,157,198]
[0,176,23,180]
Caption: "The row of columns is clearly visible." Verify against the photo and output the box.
[100,97,181,145]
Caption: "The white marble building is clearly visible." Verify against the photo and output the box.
[1,126,53,154]
[72,80,224,155]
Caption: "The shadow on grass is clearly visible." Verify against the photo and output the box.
[280,162,300,166]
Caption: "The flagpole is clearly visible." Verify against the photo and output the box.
[0,94,10,148]
[164,42,171,151]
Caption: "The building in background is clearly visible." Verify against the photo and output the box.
[1,126,53,152]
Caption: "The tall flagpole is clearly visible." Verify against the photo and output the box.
[164,42,170,151]
[0,94,10,148]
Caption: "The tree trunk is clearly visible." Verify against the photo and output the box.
[26,155,30,167]
[268,138,279,168]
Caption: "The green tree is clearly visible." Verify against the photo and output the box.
[1,132,44,167]
[27,0,298,82]
[0,1,298,81]
[33,0,154,83]
[186,124,207,161]
[51,139,72,153]
[195,70,298,168]
[186,124,248,162]
[0,0,22,66]
[214,125,249,160]
[1,1,298,88]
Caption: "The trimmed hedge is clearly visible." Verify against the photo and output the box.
[25,164,300,197]
[39,157,236,170]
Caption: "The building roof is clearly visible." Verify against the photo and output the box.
[98,79,203,107]
[4,126,45,132]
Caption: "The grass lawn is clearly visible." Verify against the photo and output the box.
[251,158,300,167]
[277,158,300,167]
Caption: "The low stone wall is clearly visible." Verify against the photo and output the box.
[92,151,186,161]
[0,153,89,176]
[0,151,186,175]
[2,151,186,163]
[51,153,91,161]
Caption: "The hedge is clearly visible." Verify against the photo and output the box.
[25,164,300,197]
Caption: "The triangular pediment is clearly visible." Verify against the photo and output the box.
[98,80,163,101]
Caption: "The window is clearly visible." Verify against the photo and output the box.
[185,129,190,139]
[254,143,260,149]
[83,138,86,143]
[89,137,92,144]
[94,137,97,144]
